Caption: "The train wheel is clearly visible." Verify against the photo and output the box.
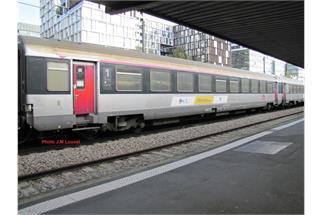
[18,126,33,144]
[131,121,145,134]
[266,103,272,112]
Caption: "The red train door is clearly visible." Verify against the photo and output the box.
[73,63,95,115]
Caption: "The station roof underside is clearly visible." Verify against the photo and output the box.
[86,1,304,68]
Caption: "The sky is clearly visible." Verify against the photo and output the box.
[16,0,177,26]
[17,0,40,25]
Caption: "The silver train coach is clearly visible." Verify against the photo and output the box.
[18,36,304,133]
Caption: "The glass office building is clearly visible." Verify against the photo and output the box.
[40,0,142,50]
[173,25,231,67]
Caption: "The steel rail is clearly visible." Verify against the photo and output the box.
[18,108,303,181]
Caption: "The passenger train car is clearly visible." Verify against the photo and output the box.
[18,36,304,134]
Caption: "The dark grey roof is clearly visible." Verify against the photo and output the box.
[89,0,304,68]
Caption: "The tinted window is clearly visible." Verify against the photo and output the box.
[278,83,283,94]
[267,82,273,93]
[230,78,239,93]
[47,61,69,91]
[241,78,249,93]
[177,72,194,92]
[199,74,212,92]
[251,79,259,93]
[76,66,85,89]
[216,77,227,93]
[150,69,171,92]
[260,80,266,93]
[116,65,143,91]
[100,63,114,93]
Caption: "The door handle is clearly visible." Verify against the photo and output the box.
[75,94,79,97]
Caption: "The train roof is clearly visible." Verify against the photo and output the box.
[20,36,281,82]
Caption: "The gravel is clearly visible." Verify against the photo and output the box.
[18,107,303,177]
[19,113,303,202]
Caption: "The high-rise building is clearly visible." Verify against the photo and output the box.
[40,0,174,54]
[141,16,173,55]
[18,22,40,37]
[40,0,142,49]
[173,25,231,66]
[231,44,285,76]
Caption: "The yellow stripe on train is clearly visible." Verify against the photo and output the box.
[194,96,214,105]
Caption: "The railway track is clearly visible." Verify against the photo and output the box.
[18,106,298,156]
[18,106,303,182]
[18,109,256,155]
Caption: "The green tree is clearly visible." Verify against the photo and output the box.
[285,71,297,79]
[171,47,192,60]
[135,45,142,51]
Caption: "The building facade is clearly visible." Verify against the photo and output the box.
[40,0,174,53]
[141,16,173,55]
[18,22,40,37]
[231,44,285,76]
[40,0,142,49]
[173,25,231,66]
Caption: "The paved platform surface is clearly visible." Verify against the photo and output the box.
[47,120,304,214]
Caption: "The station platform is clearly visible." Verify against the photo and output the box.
[20,119,304,214]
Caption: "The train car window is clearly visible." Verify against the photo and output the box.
[267,82,273,93]
[177,72,194,92]
[290,85,293,94]
[260,80,266,93]
[150,69,171,92]
[251,79,259,93]
[47,61,69,91]
[215,78,227,93]
[241,78,249,93]
[76,66,85,89]
[100,63,114,93]
[116,65,143,92]
[278,83,283,94]
[229,78,239,93]
[199,74,212,92]
[285,84,289,94]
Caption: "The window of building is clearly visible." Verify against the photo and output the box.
[230,78,240,93]
[241,78,250,93]
[215,77,227,93]
[150,69,171,92]
[177,72,194,92]
[260,80,266,93]
[199,74,212,92]
[116,65,143,91]
[218,56,222,64]
[47,61,69,92]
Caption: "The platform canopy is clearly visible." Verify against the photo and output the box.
[84,0,304,68]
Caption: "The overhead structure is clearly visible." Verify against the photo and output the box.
[85,0,304,68]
